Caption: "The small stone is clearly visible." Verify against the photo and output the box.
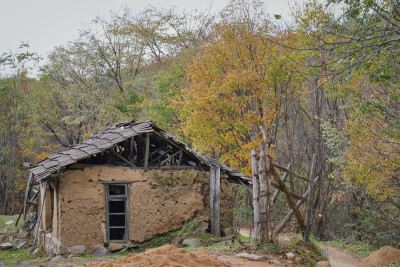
[18,229,28,239]
[0,242,14,250]
[5,220,14,226]
[91,246,113,257]
[17,241,28,249]
[119,248,127,254]
[221,235,234,241]
[182,238,202,247]
[295,257,303,264]
[269,259,280,264]
[286,252,296,261]
[224,228,234,236]
[67,245,86,255]
[49,255,65,263]
[68,254,76,258]
[317,261,331,267]
[108,243,124,252]
[235,252,263,261]
[305,250,311,258]
[33,247,41,254]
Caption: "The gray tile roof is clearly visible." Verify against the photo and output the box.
[30,120,251,184]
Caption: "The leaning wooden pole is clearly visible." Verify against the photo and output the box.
[32,181,47,251]
[304,154,317,242]
[251,149,260,243]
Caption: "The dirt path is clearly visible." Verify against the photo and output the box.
[321,245,363,267]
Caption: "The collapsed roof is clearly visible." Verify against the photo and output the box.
[30,120,251,185]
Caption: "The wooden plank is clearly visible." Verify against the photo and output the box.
[271,162,318,187]
[210,166,221,237]
[304,154,316,242]
[272,163,290,205]
[271,167,305,232]
[159,150,182,166]
[32,181,47,250]
[144,133,150,168]
[251,149,260,243]
[275,176,319,235]
[109,149,137,167]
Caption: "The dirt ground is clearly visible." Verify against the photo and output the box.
[321,245,362,267]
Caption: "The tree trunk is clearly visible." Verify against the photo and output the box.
[251,149,260,243]
[304,154,317,242]
[258,142,269,243]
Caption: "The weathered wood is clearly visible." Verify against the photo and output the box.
[304,154,316,242]
[129,137,135,159]
[144,133,150,168]
[271,168,306,232]
[159,150,182,166]
[178,150,183,166]
[251,149,260,243]
[275,176,319,235]
[210,166,221,237]
[258,142,269,243]
[33,181,47,250]
[148,147,173,165]
[22,173,33,223]
[272,163,290,205]
[109,149,137,167]
[271,162,318,187]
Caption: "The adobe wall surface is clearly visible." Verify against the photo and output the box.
[50,165,233,252]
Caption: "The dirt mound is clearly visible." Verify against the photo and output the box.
[361,246,400,266]
[86,245,228,267]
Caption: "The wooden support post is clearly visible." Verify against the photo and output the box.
[210,166,221,237]
[144,133,150,168]
[22,173,33,223]
[304,154,316,242]
[32,181,48,250]
[251,149,260,243]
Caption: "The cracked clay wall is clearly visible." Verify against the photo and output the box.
[54,165,233,251]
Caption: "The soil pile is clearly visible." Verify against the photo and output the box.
[361,246,400,266]
[86,245,228,267]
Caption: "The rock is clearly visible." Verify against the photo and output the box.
[4,220,14,226]
[91,246,113,257]
[119,248,127,254]
[235,252,263,261]
[33,247,41,254]
[270,259,280,264]
[194,221,209,233]
[17,229,28,239]
[295,257,303,264]
[49,255,65,263]
[214,240,233,246]
[221,235,234,241]
[224,228,234,236]
[108,243,124,252]
[0,243,14,250]
[67,245,86,255]
[182,238,202,247]
[67,254,76,258]
[317,261,331,267]
[17,241,28,249]
[286,252,296,261]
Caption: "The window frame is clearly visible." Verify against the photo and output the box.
[105,183,130,243]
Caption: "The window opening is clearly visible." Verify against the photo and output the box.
[106,184,129,242]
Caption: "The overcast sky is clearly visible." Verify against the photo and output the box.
[0,0,301,58]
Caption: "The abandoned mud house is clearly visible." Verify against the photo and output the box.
[24,120,250,254]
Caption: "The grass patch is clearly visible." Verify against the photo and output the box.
[0,249,36,265]
[0,215,22,231]
[136,230,180,253]
[323,239,373,258]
